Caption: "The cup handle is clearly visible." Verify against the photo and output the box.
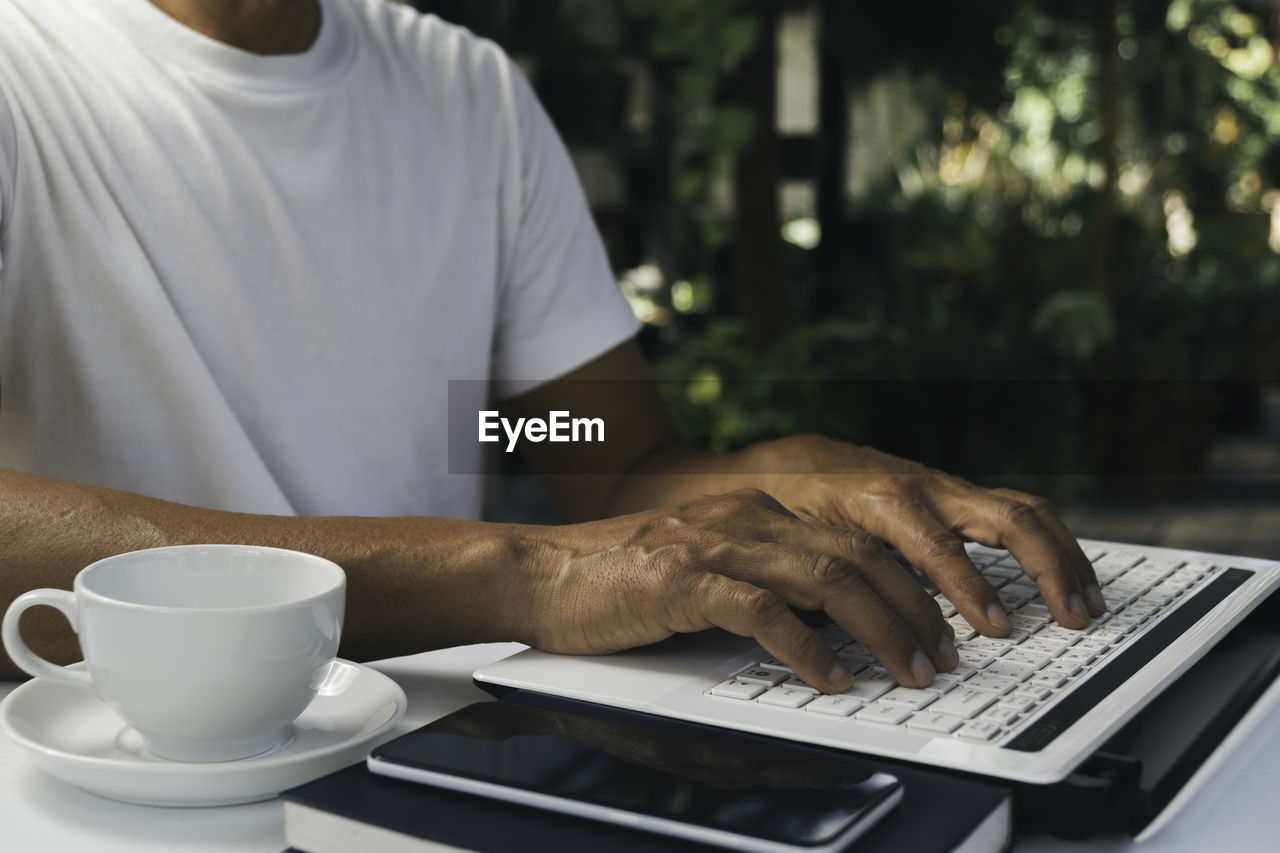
[2,589,92,687]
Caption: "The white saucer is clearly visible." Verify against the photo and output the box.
[0,659,407,807]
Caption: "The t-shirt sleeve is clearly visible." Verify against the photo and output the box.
[488,64,641,400]
[0,86,15,269]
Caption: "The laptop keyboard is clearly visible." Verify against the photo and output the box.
[706,545,1223,746]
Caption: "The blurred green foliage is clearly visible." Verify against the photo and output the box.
[418,0,1280,495]
[634,0,1280,494]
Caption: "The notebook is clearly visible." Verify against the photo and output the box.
[283,692,1012,853]
[474,539,1280,784]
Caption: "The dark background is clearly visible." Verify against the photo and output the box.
[412,0,1280,555]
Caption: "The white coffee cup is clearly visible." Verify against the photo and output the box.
[2,544,345,762]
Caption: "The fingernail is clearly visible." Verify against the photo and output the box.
[829,662,854,691]
[1084,583,1107,615]
[986,603,1012,633]
[911,651,936,686]
[1069,592,1089,624]
[936,634,959,669]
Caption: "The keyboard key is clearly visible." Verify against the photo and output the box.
[1037,626,1083,645]
[879,687,937,710]
[843,668,896,701]
[1010,613,1049,633]
[736,668,788,686]
[933,594,957,618]
[923,673,965,693]
[1140,587,1177,607]
[1179,560,1216,577]
[956,721,1003,741]
[949,659,986,679]
[1029,672,1068,690]
[947,616,977,639]
[958,649,997,669]
[1012,686,1052,703]
[759,687,817,709]
[907,712,964,734]
[1043,661,1082,678]
[999,695,1037,714]
[806,695,863,717]
[710,679,766,700]
[1109,614,1147,633]
[1096,566,1127,584]
[1106,587,1143,608]
[965,638,1019,656]
[758,658,794,673]
[1002,650,1051,669]
[1095,552,1144,572]
[855,703,912,726]
[1137,557,1181,578]
[1058,648,1097,666]
[1022,637,1073,657]
[1091,627,1129,645]
[1016,602,1051,620]
[980,706,1022,726]
[966,673,1020,696]
[930,688,998,719]
[781,676,821,693]
[998,585,1038,610]
[984,660,1038,682]
[1130,559,1162,578]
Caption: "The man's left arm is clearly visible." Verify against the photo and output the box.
[507,338,1106,639]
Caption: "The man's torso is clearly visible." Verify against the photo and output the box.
[0,0,531,517]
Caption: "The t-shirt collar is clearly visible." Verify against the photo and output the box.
[85,0,355,94]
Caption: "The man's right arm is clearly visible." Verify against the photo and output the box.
[1,468,963,693]
[0,468,540,678]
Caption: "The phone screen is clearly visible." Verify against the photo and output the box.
[369,699,901,851]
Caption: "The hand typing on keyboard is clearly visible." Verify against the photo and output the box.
[706,546,1215,749]
[750,437,1106,632]
[518,437,1102,695]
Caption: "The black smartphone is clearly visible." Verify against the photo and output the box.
[368,697,902,853]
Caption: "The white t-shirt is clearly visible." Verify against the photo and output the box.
[0,0,639,518]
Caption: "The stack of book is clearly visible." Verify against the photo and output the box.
[284,750,1010,853]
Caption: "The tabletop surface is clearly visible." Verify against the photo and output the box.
[3,642,1277,853]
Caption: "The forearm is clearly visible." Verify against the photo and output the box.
[0,468,540,678]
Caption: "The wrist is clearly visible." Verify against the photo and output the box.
[314,516,560,658]
[494,523,563,648]
[735,433,823,487]
[735,434,855,521]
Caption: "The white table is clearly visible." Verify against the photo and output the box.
[3,642,1278,852]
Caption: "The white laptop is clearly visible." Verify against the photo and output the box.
[474,539,1280,785]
